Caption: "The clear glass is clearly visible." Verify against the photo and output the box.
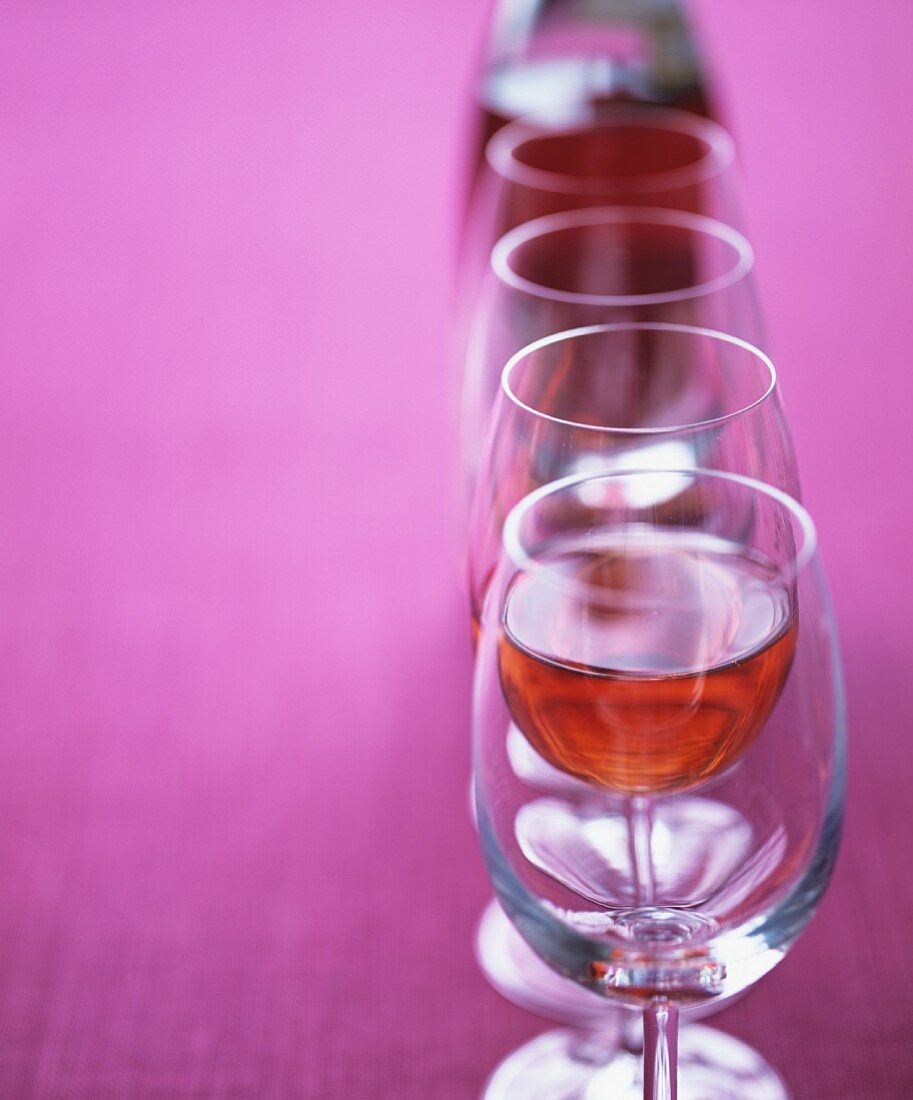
[458,105,743,311]
[469,323,800,1086]
[468,323,798,636]
[473,469,845,1098]
[460,208,761,483]
[487,106,736,221]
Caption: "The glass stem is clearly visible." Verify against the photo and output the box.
[643,999,678,1100]
[627,794,656,905]
[627,797,673,1096]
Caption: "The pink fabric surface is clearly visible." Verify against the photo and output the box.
[0,2,909,1097]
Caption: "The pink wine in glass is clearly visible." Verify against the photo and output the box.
[498,532,797,795]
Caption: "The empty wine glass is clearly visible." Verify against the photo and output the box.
[460,208,760,484]
[473,468,845,1098]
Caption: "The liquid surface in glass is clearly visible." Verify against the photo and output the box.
[499,531,796,794]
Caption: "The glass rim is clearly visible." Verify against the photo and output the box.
[486,103,737,197]
[500,322,777,436]
[502,467,818,587]
[491,206,754,306]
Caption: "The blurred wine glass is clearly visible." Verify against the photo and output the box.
[466,0,715,189]
[460,208,760,485]
[458,105,742,308]
[474,468,845,1098]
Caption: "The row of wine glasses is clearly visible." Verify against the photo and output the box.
[456,101,771,1058]
[457,103,742,316]
[463,333,842,1100]
[454,9,845,1097]
[460,207,760,479]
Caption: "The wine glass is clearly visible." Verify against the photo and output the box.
[470,322,801,1070]
[468,322,797,637]
[473,468,845,1098]
[458,105,743,310]
[460,207,760,486]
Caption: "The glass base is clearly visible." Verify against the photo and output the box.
[483,1025,791,1099]
[476,899,741,1027]
[476,896,614,1025]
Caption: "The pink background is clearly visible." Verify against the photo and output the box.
[0,1,910,1096]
